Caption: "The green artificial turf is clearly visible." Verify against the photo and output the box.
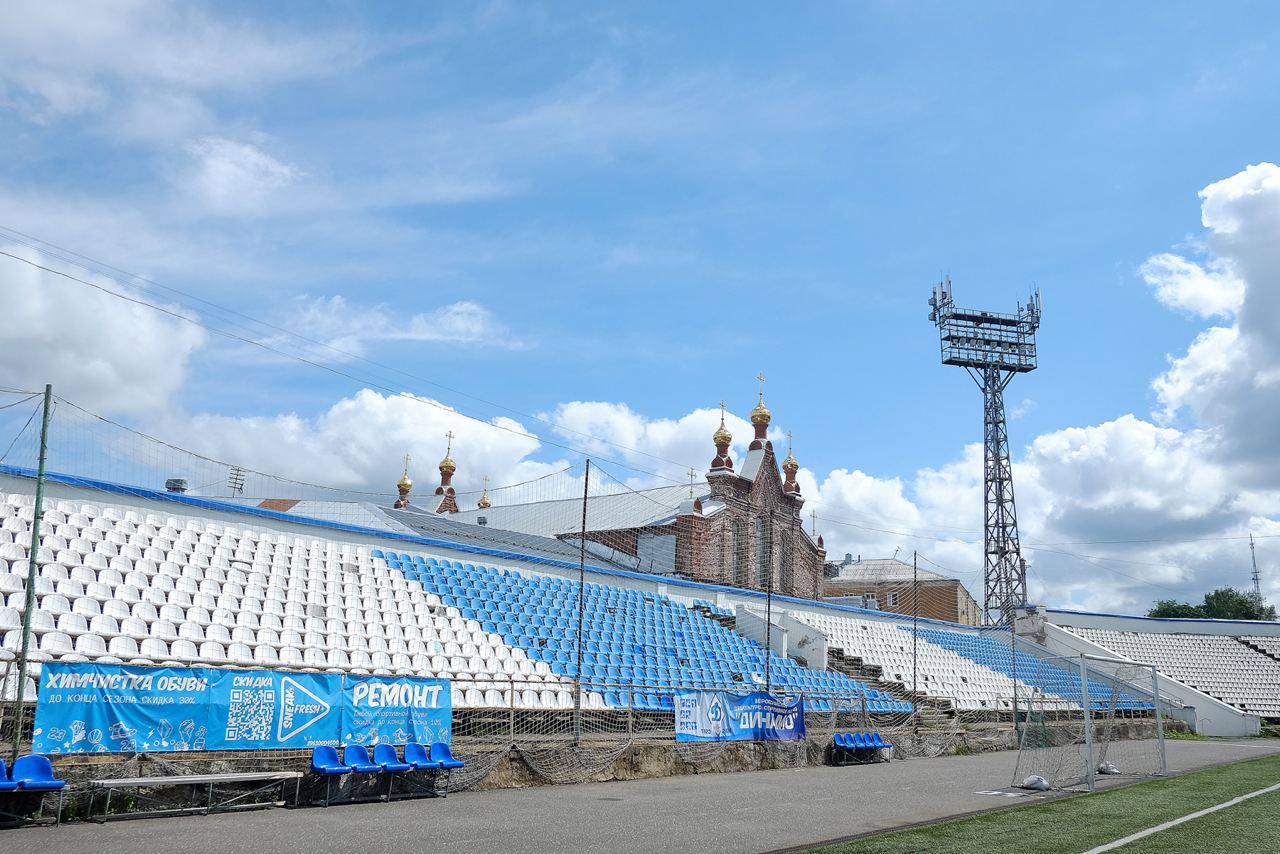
[807,753,1280,854]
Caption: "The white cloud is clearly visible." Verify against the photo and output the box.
[0,0,361,122]
[1148,162,1280,478]
[0,246,206,413]
[255,296,522,361]
[543,401,773,484]
[1139,252,1243,319]
[185,137,300,216]
[153,389,562,497]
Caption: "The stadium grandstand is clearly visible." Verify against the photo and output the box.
[1021,607,1280,729]
[0,385,1266,832]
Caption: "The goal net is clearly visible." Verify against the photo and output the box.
[1012,652,1169,791]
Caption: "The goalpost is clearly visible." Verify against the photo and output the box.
[1012,652,1169,791]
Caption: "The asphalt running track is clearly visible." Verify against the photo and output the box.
[10,740,1280,854]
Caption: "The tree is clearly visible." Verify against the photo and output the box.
[1147,599,1205,619]
[1147,588,1277,621]
[1201,587,1278,621]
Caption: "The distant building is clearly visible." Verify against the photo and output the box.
[405,388,827,600]
[823,555,982,626]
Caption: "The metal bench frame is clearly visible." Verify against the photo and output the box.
[85,771,302,822]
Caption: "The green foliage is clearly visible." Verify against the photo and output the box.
[1147,599,1206,618]
[1147,587,1277,621]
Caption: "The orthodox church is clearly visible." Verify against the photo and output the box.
[392,387,826,600]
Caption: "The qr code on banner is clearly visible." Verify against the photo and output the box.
[226,688,276,741]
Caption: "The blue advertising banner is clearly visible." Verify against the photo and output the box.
[675,690,806,742]
[208,669,341,751]
[33,663,210,754]
[32,663,450,755]
[341,675,453,746]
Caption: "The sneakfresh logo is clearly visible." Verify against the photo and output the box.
[278,677,330,742]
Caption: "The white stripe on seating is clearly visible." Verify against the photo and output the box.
[1082,781,1280,853]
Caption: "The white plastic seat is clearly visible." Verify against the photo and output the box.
[200,641,227,662]
[170,639,200,661]
[40,631,73,655]
[56,613,89,635]
[108,636,140,658]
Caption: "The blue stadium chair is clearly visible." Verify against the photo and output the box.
[429,742,465,769]
[11,754,64,790]
[852,732,867,749]
[373,743,412,772]
[8,754,65,823]
[342,745,381,773]
[311,745,352,807]
[311,745,351,775]
[404,742,443,771]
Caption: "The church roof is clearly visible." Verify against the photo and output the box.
[450,483,722,537]
[827,557,951,584]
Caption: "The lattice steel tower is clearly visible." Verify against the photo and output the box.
[929,277,1042,625]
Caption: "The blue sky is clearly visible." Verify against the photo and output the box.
[1,1,1279,612]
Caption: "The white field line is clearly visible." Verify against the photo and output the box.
[1082,781,1280,853]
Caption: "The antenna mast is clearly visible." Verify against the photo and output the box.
[929,277,1042,625]
[1251,533,1262,600]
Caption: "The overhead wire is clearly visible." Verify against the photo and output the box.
[0,227,706,479]
[0,247,689,485]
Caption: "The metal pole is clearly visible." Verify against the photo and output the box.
[912,551,919,700]
[508,675,515,745]
[574,460,590,742]
[9,383,52,764]
[1011,623,1019,736]
[764,523,774,694]
[1151,666,1167,776]
[1078,655,1095,791]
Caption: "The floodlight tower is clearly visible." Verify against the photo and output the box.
[929,277,1042,625]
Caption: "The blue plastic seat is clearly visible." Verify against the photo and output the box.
[429,742,464,770]
[11,754,65,790]
[0,758,17,791]
[342,745,381,773]
[311,745,352,775]
[373,743,412,772]
[404,742,443,770]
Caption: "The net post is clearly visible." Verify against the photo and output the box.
[9,383,52,765]
[1151,665,1167,775]
[1078,655,1095,791]
[574,460,589,745]
[627,684,634,738]
[508,675,516,744]
[1010,624,1018,739]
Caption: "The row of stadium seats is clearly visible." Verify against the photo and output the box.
[6,491,885,711]
[380,550,909,712]
[912,627,1151,711]
[1060,625,1280,716]
[792,611,1025,711]
[792,612,1153,711]
[0,492,594,709]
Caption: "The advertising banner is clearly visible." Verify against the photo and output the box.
[208,669,341,751]
[32,662,450,754]
[341,675,453,746]
[674,690,806,742]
